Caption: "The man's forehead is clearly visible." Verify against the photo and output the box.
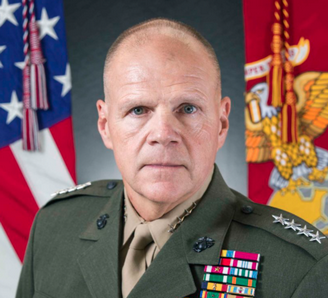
[107,34,215,85]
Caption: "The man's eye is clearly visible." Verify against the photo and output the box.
[182,104,197,114]
[131,107,145,115]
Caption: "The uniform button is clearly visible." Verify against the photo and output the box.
[241,205,253,214]
[107,181,117,190]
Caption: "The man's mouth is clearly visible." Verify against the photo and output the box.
[143,164,185,169]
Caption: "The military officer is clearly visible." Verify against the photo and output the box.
[16,18,328,298]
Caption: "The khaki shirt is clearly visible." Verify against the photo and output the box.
[120,167,214,284]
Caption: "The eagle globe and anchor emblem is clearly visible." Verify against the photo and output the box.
[245,37,328,235]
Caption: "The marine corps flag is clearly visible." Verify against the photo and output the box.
[243,0,328,235]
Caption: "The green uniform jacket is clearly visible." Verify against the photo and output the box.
[16,165,328,298]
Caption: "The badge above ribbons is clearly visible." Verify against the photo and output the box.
[243,0,328,235]
[200,249,260,298]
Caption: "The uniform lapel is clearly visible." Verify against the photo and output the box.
[78,184,124,298]
[183,165,237,266]
[128,165,237,298]
[127,224,196,298]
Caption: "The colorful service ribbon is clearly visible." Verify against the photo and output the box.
[200,249,260,297]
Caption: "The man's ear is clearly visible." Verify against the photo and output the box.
[96,99,113,149]
[217,96,231,150]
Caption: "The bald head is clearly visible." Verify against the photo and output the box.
[103,18,221,95]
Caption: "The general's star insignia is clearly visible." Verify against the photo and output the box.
[296,225,313,237]
[309,231,326,244]
[272,214,289,225]
[284,219,301,231]
[272,215,326,244]
[51,182,91,197]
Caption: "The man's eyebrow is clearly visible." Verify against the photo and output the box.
[176,93,207,100]
[120,93,207,106]
[118,98,155,110]
[171,91,209,102]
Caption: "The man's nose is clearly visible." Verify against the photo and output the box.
[146,111,181,146]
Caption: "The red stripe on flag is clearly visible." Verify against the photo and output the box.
[49,117,77,184]
[0,146,39,262]
[248,162,274,205]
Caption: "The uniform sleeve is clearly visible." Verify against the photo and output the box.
[291,254,328,297]
[15,211,40,298]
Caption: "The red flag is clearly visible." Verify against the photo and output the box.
[243,0,328,234]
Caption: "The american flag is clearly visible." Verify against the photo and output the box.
[0,0,76,297]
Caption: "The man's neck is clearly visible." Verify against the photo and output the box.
[127,193,189,221]
[124,166,214,221]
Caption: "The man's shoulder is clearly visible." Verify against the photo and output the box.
[230,188,328,261]
[37,179,124,221]
[33,179,124,237]
[44,179,124,208]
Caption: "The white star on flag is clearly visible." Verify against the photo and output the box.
[14,61,26,70]
[0,45,6,68]
[54,64,72,97]
[0,0,20,27]
[0,91,23,124]
[37,8,60,40]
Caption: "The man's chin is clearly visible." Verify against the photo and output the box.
[140,181,190,204]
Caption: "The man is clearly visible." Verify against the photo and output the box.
[16,18,328,298]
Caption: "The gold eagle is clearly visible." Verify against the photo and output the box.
[245,72,328,189]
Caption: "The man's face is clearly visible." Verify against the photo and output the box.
[97,35,230,206]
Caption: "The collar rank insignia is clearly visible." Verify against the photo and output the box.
[200,249,260,298]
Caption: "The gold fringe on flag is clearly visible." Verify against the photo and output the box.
[268,0,284,108]
[281,0,298,143]
[268,0,298,143]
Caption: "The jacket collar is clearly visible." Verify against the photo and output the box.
[182,164,237,265]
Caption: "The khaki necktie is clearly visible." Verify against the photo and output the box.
[122,223,154,297]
